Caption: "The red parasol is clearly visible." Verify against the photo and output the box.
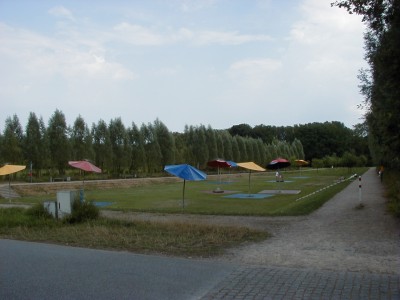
[68,161,102,173]
[266,158,291,170]
[68,161,102,197]
[207,159,232,192]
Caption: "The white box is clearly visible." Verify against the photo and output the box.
[56,190,78,219]
[43,201,57,218]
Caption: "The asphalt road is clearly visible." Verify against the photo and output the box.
[0,239,236,300]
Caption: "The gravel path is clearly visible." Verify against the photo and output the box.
[220,168,400,274]
[103,168,400,275]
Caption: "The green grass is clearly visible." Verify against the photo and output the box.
[0,208,268,257]
[3,167,366,216]
[0,167,367,257]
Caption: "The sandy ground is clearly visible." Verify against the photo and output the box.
[102,168,400,275]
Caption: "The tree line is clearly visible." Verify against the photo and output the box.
[0,110,307,178]
[1,109,371,178]
[228,122,369,163]
[332,0,400,170]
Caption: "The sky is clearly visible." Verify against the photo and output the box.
[0,0,367,133]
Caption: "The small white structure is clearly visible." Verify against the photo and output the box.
[43,190,79,219]
[57,190,78,219]
[43,201,57,218]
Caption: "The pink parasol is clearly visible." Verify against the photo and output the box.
[68,161,102,173]
[68,161,102,195]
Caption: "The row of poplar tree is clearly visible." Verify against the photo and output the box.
[0,110,304,177]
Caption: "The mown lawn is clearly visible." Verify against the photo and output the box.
[4,167,366,216]
[0,167,367,257]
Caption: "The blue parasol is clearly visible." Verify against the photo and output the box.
[164,164,207,209]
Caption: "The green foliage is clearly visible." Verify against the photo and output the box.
[153,118,175,168]
[228,121,368,161]
[71,115,93,160]
[24,113,43,172]
[92,119,112,171]
[384,169,400,218]
[0,208,268,257]
[1,114,23,164]
[0,108,368,179]
[109,118,129,174]
[333,0,400,170]
[0,207,56,229]
[63,199,100,224]
[48,109,70,173]
[26,203,53,219]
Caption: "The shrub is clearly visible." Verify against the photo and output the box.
[64,199,100,224]
[384,170,400,218]
[26,203,53,219]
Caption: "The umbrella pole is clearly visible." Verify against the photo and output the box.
[182,179,186,210]
[81,172,85,202]
[248,171,251,196]
[8,176,11,203]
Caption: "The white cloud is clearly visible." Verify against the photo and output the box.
[48,6,76,22]
[230,58,282,72]
[111,22,272,46]
[0,21,135,82]
[179,0,217,12]
[194,30,272,45]
[0,0,368,132]
[113,22,165,45]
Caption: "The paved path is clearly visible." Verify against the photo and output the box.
[1,168,399,299]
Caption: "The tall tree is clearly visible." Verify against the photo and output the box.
[205,125,218,160]
[39,117,51,170]
[127,122,147,173]
[47,109,70,174]
[333,0,400,168]
[24,112,44,174]
[231,136,241,162]
[153,118,175,168]
[236,136,248,161]
[1,114,24,164]
[192,125,208,168]
[109,118,129,174]
[221,130,233,160]
[141,123,162,173]
[71,115,93,160]
[92,120,112,172]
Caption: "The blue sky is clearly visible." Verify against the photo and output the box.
[0,0,367,132]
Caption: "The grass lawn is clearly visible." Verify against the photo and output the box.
[0,207,268,257]
[0,167,367,257]
[4,167,366,216]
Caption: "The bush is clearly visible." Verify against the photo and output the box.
[384,170,400,218]
[64,199,100,224]
[26,203,53,219]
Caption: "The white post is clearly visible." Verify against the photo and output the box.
[358,176,362,204]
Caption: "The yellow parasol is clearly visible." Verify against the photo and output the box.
[0,164,26,202]
[295,159,309,167]
[237,162,266,195]
[0,164,26,176]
